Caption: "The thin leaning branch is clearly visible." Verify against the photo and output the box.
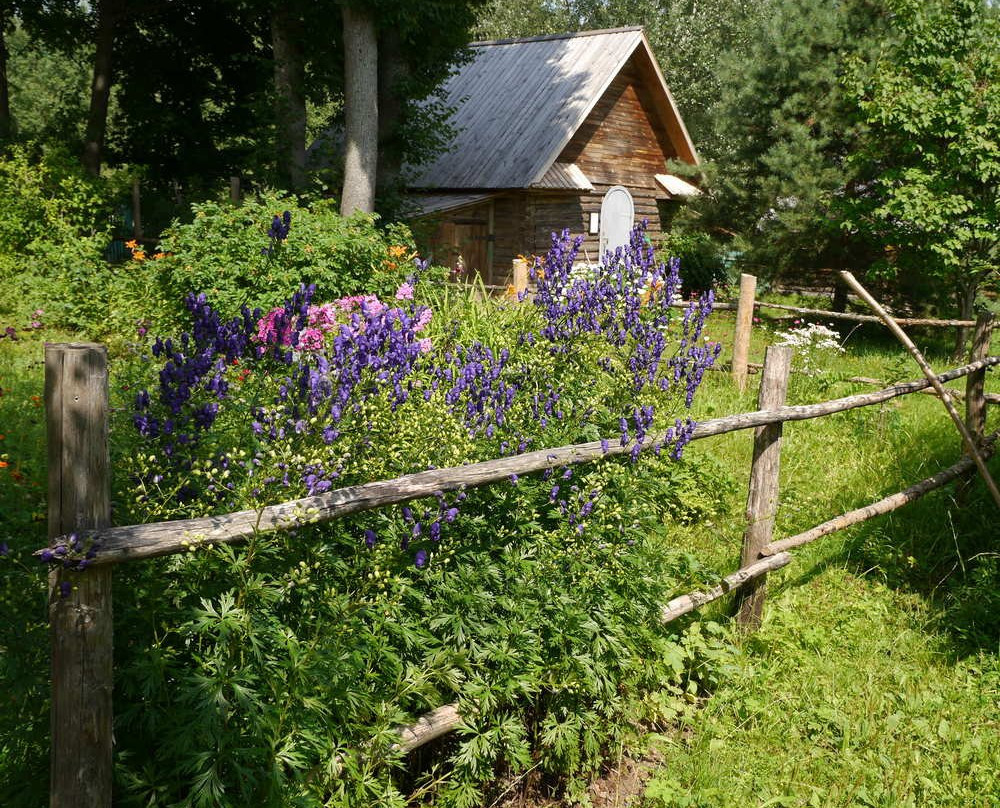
[840,272,1000,509]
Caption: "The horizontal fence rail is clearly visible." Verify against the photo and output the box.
[40,355,1000,566]
[667,299,977,327]
[322,427,1000,764]
[42,336,998,806]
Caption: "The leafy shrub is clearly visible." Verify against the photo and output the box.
[16,224,730,806]
[151,193,432,320]
[0,145,117,330]
[657,230,730,294]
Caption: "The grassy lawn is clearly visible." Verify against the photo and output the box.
[641,303,1000,807]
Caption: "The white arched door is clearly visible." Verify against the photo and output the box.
[599,185,634,260]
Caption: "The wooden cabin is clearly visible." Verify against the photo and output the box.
[407,27,701,287]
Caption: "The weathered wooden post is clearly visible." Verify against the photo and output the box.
[130,178,143,241]
[512,257,529,299]
[957,312,995,503]
[46,343,113,808]
[736,344,792,629]
[732,273,757,392]
[964,312,994,446]
[229,176,241,206]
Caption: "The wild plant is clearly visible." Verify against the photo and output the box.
[72,219,730,806]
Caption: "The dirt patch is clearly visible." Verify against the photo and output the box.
[493,750,662,808]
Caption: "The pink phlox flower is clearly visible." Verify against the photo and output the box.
[334,295,365,312]
[395,282,414,300]
[417,337,432,354]
[297,327,326,352]
[307,303,338,331]
[254,307,294,346]
[361,297,386,318]
[414,307,432,332]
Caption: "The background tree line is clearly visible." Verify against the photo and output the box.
[1,0,996,326]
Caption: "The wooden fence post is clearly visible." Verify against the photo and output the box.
[46,343,113,808]
[130,177,143,241]
[732,273,757,392]
[965,312,994,446]
[512,258,529,299]
[230,176,241,205]
[957,312,995,503]
[736,344,792,629]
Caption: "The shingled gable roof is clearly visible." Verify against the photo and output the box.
[409,27,698,191]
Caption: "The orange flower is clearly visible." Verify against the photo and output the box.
[133,250,146,261]
[125,239,138,249]
[153,252,167,260]
[388,245,408,259]
[0,460,7,468]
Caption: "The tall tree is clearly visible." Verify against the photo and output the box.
[82,0,125,175]
[271,3,307,191]
[687,0,888,279]
[0,1,85,143]
[340,2,378,214]
[843,0,1000,339]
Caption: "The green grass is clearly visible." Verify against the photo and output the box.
[642,303,1000,807]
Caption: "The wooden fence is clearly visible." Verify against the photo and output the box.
[41,329,997,806]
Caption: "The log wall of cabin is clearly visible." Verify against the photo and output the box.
[422,55,691,280]
[529,54,680,258]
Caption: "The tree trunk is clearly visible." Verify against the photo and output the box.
[952,280,977,360]
[376,27,406,197]
[340,3,378,215]
[271,3,306,192]
[83,0,120,176]
[0,16,11,142]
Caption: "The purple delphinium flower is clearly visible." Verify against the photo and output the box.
[415,549,428,568]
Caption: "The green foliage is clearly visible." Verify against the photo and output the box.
[658,230,731,293]
[0,329,69,807]
[0,145,121,331]
[152,193,426,319]
[690,0,888,280]
[842,0,1000,315]
[6,24,91,146]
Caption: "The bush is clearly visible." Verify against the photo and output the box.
[0,145,117,331]
[151,193,433,320]
[10,224,729,807]
[658,230,730,294]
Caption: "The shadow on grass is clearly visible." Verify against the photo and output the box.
[841,478,1000,656]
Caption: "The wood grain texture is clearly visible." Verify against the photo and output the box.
[732,274,757,392]
[46,343,113,808]
[394,705,464,754]
[661,553,792,624]
[763,432,997,557]
[753,299,976,328]
[40,356,999,567]
[737,346,791,628]
[965,313,995,446]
